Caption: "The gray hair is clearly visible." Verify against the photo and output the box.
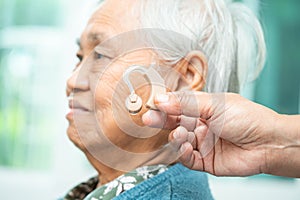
[135,0,266,93]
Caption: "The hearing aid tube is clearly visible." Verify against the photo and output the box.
[123,65,166,114]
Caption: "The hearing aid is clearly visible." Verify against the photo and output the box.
[123,65,166,115]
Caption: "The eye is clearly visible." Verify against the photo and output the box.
[76,54,83,62]
[95,52,103,59]
[73,54,83,71]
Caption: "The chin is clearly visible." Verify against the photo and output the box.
[67,125,87,151]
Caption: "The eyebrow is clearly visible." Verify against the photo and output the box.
[89,32,106,44]
[76,32,107,49]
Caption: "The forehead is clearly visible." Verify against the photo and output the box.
[80,0,139,48]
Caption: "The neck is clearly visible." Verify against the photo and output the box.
[83,130,170,186]
[85,153,124,186]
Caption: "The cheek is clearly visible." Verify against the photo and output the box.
[92,61,159,139]
[93,67,124,109]
[92,65,128,136]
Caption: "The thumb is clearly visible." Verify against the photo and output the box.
[154,91,222,120]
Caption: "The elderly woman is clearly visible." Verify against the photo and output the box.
[64,0,265,199]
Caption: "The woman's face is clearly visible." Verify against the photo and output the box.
[66,0,172,168]
[66,0,206,171]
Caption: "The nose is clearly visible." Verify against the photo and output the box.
[66,64,89,96]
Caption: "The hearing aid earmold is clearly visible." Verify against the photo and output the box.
[123,65,166,115]
[125,93,143,114]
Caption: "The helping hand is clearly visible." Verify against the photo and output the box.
[142,92,300,177]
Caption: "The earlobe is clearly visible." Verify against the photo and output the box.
[175,51,207,91]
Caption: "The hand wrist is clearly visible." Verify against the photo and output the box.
[265,114,300,177]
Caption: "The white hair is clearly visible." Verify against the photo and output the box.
[135,0,266,93]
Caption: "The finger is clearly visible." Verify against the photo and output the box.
[180,126,208,157]
[168,126,190,150]
[187,132,196,149]
[142,110,179,130]
[194,125,208,152]
[142,110,201,131]
[199,127,218,159]
[180,116,198,132]
[168,127,196,156]
[169,126,189,143]
[154,91,219,119]
[179,142,204,171]
[178,142,194,168]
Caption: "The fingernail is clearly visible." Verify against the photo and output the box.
[142,111,152,125]
[173,129,180,139]
[155,94,169,103]
[180,144,186,153]
[173,126,184,139]
[187,132,195,143]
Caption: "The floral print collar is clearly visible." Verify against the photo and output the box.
[64,165,169,200]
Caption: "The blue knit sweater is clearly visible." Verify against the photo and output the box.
[114,163,214,200]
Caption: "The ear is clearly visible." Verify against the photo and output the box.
[174,51,207,91]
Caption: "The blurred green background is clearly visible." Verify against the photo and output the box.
[0,0,299,199]
[254,0,300,115]
[0,0,63,169]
